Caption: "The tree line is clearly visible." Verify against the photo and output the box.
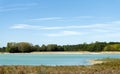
[0,41,120,53]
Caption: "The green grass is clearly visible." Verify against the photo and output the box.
[0,58,120,74]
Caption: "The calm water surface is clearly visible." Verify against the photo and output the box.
[0,54,120,66]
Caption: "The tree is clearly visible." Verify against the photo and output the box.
[6,42,19,53]
[104,45,116,51]
[47,44,58,51]
[0,47,6,52]
[41,44,47,51]
[17,42,32,52]
[32,45,40,51]
[6,42,33,53]
[57,46,64,51]
[3,41,120,53]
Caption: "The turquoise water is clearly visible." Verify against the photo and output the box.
[0,54,120,66]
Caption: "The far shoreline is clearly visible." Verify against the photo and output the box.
[31,51,120,54]
[1,51,120,54]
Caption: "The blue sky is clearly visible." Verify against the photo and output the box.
[1,0,120,47]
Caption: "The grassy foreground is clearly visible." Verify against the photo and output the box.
[0,58,120,74]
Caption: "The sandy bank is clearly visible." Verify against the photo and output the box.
[1,51,120,54]
[30,51,120,54]
[89,60,104,65]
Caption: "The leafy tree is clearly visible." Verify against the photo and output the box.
[47,44,57,51]
[6,42,19,53]
[17,42,32,52]
[104,45,116,51]
[1,41,120,53]
[32,45,41,51]
[0,47,6,52]
[41,44,47,51]
[57,46,64,51]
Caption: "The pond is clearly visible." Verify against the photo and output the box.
[0,54,120,66]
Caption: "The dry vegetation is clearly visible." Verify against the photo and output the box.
[0,58,120,74]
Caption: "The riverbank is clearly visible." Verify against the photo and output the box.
[31,51,120,54]
[89,60,104,65]
[1,51,120,54]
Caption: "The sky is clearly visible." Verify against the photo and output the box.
[1,0,120,47]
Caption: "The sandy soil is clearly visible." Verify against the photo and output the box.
[1,51,120,54]
[30,51,120,54]
[89,60,104,65]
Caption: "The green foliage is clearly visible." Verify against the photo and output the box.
[32,45,41,51]
[6,42,33,53]
[47,44,58,51]
[41,44,47,51]
[0,47,6,52]
[63,42,107,51]
[1,41,120,53]
[104,44,120,51]
[17,42,33,52]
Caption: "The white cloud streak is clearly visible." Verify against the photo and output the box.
[0,3,38,12]
[31,17,63,21]
[11,24,39,29]
[74,16,112,19]
[28,16,112,22]
[47,31,82,37]
[74,16,94,19]
[11,24,108,30]
[10,20,120,37]
[0,7,28,12]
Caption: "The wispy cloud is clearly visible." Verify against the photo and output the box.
[74,16,112,19]
[28,16,112,22]
[47,31,82,37]
[11,24,44,30]
[0,3,38,12]
[7,3,38,7]
[11,24,107,30]
[92,29,110,33]
[31,17,63,21]
[30,16,92,22]
[10,20,120,37]
[111,21,120,24]
[11,24,37,29]
[0,7,28,12]
[74,16,94,19]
